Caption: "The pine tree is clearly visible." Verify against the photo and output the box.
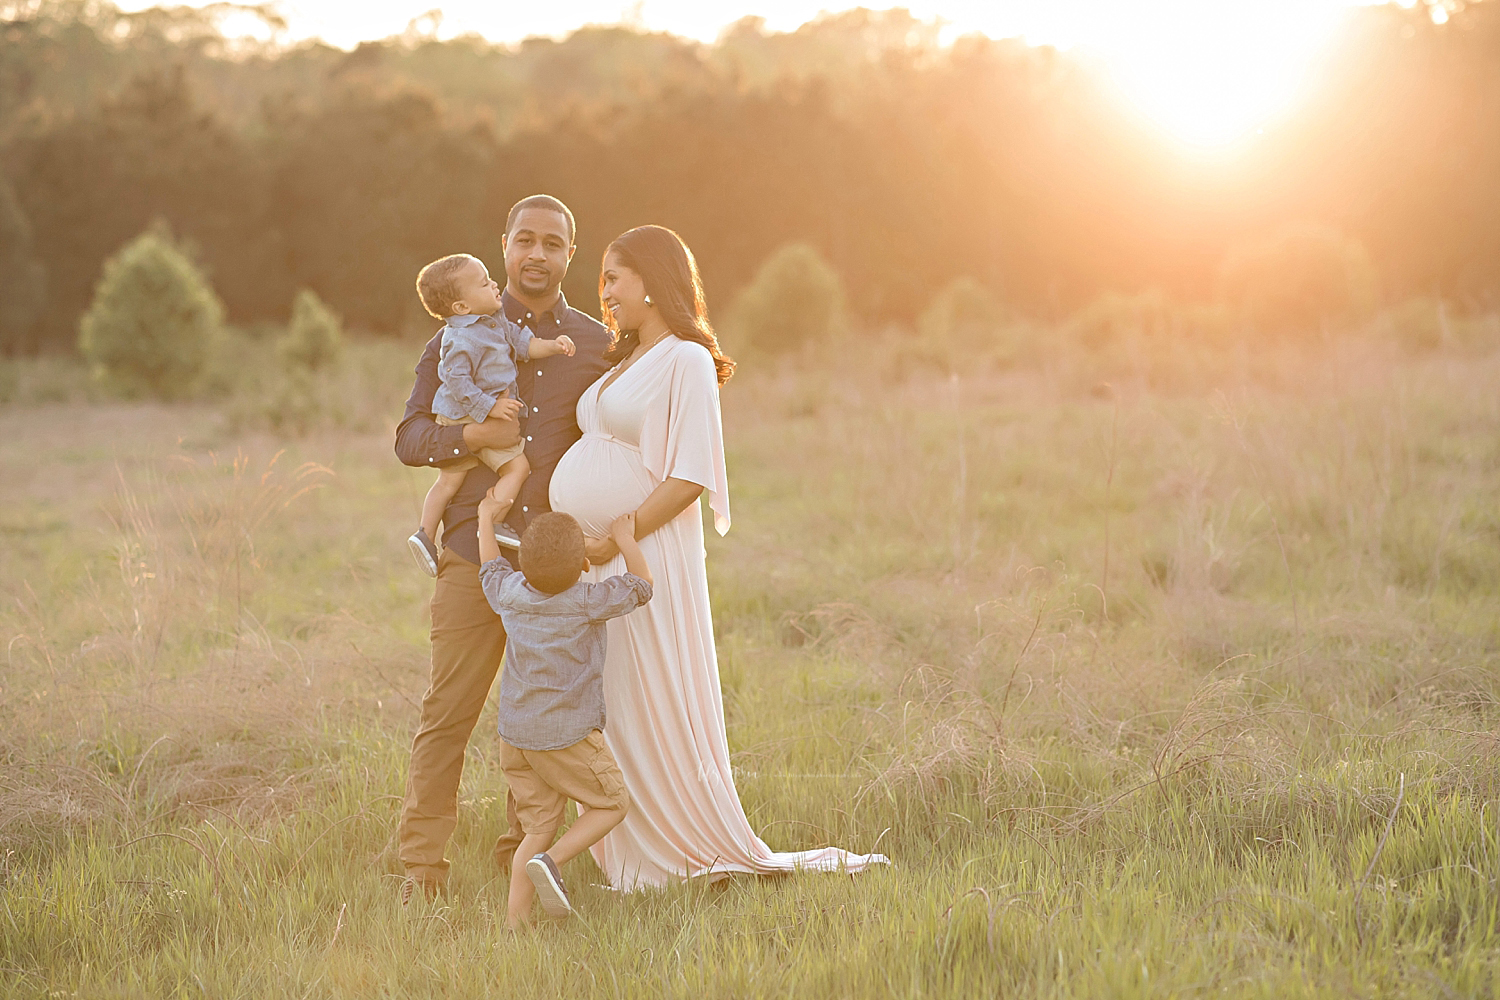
[0,175,48,355]
[278,288,343,371]
[79,225,225,399]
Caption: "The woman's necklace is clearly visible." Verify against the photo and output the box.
[601,326,672,396]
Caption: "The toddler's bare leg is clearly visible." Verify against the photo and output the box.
[507,826,557,929]
[485,453,531,522]
[420,466,471,539]
[539,804,627,868]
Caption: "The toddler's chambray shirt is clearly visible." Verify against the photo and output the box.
[432,313,534,424]
[479,555,652,751]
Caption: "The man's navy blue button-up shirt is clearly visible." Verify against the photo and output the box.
[394,289,613,564]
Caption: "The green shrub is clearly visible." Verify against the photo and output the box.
[278,288,343,372]
[0,174,47,356]
[78,225,224,399]
[915,277,1013,371]
[1216,222,1377,334]
[725,243,845,355]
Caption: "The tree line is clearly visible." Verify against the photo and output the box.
[1,1,1498,354]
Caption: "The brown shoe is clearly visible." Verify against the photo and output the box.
[399,874,442,907]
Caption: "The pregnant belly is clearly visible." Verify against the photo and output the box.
[549,437,657,538]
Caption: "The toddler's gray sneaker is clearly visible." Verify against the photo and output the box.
[525,853,572,918]
[407,527,439,576]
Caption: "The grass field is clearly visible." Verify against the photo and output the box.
[2,328,1499,998]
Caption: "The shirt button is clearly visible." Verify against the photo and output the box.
[428,457,435,463]
[453,448,460,455]
[526,435,533,442]
[525,312,532,319]
[522,506,529,512]
[533,406,540,413]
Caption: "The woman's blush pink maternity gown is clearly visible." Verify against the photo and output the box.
[548,335,888,890]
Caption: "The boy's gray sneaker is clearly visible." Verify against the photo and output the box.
[494,524,522,550]
[407,528,439,576]
[525,853,572,918]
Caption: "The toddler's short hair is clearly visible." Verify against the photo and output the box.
[519,512,587,594]
[416,253,478,319]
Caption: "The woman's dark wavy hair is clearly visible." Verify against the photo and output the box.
[600,225,735,385]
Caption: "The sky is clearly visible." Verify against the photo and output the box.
[128,0,1434,147]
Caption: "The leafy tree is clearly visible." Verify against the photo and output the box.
[278,288,343,371]
[0,173,47,355]
[1216,223,1377,334]
[724,243,845,355]
[78,225,224,399]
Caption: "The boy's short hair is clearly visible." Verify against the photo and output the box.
[519,512,587,594]
[416,253,478,319]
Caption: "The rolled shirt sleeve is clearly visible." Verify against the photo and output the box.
[585,572,653,622]
[478,554,519,614]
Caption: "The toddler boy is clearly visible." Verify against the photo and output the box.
[476,498,651,927]
[407,253,576,575]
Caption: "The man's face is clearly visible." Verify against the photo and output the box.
[503,208,575,299]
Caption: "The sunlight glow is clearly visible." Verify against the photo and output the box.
[948,0,1354,147]
[117,0,1399,147]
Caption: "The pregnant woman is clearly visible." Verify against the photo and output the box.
[548,225,887,889]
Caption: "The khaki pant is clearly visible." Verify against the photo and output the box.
[397,548,525,887]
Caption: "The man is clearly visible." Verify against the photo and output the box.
[393,194,613,901]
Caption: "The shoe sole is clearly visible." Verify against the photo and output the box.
[407,534,438,576]
[525,856,572,918]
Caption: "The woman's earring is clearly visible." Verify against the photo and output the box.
[644,294,653,307]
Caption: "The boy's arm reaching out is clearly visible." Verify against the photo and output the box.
[528,335,576,360]
[610,512,651,586]
[476,494,507,567]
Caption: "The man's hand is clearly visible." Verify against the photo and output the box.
[584,535,620,566]
[463,414,521,454]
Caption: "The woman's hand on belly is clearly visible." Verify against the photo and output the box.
[581,477,704,567]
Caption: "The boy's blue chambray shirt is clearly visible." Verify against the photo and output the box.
[479,555,652,751]
[432,313,534,424]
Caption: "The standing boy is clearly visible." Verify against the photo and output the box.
[475,502,651,926]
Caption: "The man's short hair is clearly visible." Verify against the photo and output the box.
[506,195,576,246]
[416,253,478,319]
[519,512,587,594]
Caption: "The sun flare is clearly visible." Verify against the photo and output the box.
[952,0,1353,147]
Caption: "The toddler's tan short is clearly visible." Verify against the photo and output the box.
[500,729,631,834]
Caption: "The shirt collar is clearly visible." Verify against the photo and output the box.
[501,288,569,329]
[445,313,493,329]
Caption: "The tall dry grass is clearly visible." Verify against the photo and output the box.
[1,319,1498,997]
